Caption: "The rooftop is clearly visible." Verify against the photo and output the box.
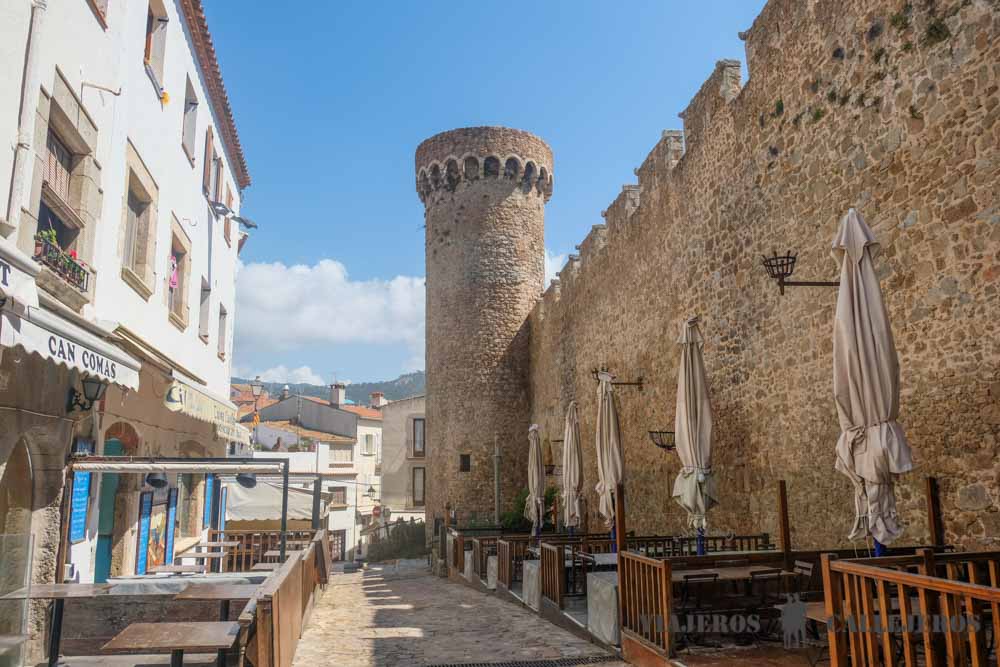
[256,420,354,446]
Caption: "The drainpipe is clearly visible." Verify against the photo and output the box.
[3,0,47,238]
[493,434,500,526]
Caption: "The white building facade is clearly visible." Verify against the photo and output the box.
[0,1,253,656]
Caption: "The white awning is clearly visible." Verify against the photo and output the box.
[225,481,322,522]
[0,236,40,308]
[0,305,141,390]
[165,373,246,443]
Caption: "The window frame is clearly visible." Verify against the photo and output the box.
[217,304,228,359]
[459,454,470,472]
[181,77,198,164]
[412,418,425,458]
[412,467,425,507]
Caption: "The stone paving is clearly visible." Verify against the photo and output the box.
[292,560,628,666]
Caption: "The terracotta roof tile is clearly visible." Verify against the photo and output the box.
[255,420,354,445]
[178,0,251,189]
[300,396,383,420]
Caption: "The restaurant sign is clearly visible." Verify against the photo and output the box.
[165,378,250,445]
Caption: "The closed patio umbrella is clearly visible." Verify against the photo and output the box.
[561,401,584,530]
[832,208,913,548]
[672,317,717,552]
[594,371,624,531]
[525,424,545,535]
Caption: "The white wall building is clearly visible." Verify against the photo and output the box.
[378,395,426,527]
[0,3,254,655]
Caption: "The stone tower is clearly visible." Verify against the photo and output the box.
[415,127,553,529]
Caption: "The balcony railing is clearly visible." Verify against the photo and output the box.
[33,238,89,292]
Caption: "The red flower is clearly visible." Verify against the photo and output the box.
[69,249,78,259]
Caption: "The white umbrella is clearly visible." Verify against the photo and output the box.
[832,208,913,545]
[594,371,624,526]
[672,317,717,530]
[561,401,583,529]
[525,424,545,533]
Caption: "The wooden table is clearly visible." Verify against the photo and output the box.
[178,551,226,559]
[103,621,239,667]
[251,562,279,571]
[671,565,797,583]
[174,585,258,667]
[149,564,207,574]
[196,541,238,548]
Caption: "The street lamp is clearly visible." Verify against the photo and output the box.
[67,376,108,412]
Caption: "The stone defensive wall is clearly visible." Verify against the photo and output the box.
[527,0,999,549]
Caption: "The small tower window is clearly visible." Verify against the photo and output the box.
[459,454,471,472]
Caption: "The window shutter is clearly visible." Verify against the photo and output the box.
[202,126,213,194]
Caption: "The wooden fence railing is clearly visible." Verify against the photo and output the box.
[620,551,672,659]
[822,550,1000,666]
[209,529,316,571]
[540,542,566,609]
[497,538,533,589]
[241,530,330,667]
[471,537,498,579]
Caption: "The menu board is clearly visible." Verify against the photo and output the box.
[135,491,153,575]
[164,488,178,564]
[203,474,214,528]
[69,471,91,543]
[218,487,227,533]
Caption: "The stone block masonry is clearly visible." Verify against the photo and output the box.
[526,0,999,550]
[416,127,554,530]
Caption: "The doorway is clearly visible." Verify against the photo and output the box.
[94,439,123,583]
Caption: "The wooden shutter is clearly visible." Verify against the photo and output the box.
[202,126,213,194]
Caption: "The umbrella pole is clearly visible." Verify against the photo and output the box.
[613,482,626,554]
[873,538,886,557]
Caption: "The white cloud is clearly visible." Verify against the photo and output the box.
[544,248,568,286]
[254,365,326,385]
[235,259,425,374]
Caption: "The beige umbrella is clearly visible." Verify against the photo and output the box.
[832,208,913,546]
[594,371,623,527]
[672,317,718,530]
[561,401,584,529]
[525,424,545,534]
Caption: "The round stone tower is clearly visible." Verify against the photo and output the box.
[415,126,553,530]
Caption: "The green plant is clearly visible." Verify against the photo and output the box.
[890,4,912,30]
[811,107,827,123]
[774,98,784,116]
[902,41,914,52]
[35,228,58,246]
[366,519,430,562]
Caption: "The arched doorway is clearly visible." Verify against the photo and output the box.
[0,440,33,650]
[95,422,139,582]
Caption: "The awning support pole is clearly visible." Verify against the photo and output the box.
[280,459,289,561]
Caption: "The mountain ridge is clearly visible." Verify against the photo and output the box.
[232,370,425,404]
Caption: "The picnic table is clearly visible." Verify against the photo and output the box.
[103,621,239,667]
[174,584,258,667]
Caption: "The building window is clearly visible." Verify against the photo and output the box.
[412,467,425,507]
[181,77,197,162]
[362,433,374,456]
[223,186,233,245]
[44,131,73,202]
[143,0,168,91]
[167,216,191,329]
[36,130,84,256]
[330,444,353,464]
[202,126,216,197]
[217,304,228,359]
[412,418,425,457]
[330,487,346,505]
[459,454,470,472]
[197,277,210,341]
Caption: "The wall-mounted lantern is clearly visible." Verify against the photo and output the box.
[67,376,108,412]
[761,251,839,295]
[648,431,676,451]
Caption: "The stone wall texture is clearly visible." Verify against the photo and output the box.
[416,127,554,527]
[522,0,999,550]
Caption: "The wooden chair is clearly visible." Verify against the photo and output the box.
[679,572,720,612]
[793,560,815,594]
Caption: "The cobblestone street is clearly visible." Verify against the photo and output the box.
[291,560,628,667]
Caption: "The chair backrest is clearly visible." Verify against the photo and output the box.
[683,573,720,583]
[794,560,814,576]
[717,559,750,567]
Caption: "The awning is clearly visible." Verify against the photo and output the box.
[0,305,141,390]
[225,481,324,522]
[165,373,247,444]
[70,460,284,474]
[0,236,40,308]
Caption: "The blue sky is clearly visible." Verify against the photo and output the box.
[213,1,766,385]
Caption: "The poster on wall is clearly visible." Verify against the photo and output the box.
[135,491,153,575]
[203,474,214,529]
[164,488,178,565]
[69,471,91,543]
